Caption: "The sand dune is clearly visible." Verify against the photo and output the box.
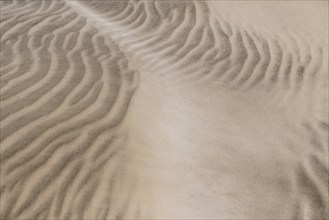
[0,0,328,219]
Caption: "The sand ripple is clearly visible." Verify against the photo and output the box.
[0,0,328,219]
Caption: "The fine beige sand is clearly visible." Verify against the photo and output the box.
[0,0,328,219]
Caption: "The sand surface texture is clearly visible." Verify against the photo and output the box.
[0,0,328,219]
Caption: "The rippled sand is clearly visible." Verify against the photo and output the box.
[0,0,328,219]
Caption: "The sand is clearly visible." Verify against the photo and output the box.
[0,0,328,219]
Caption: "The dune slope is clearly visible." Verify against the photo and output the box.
[0,0,328,219]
